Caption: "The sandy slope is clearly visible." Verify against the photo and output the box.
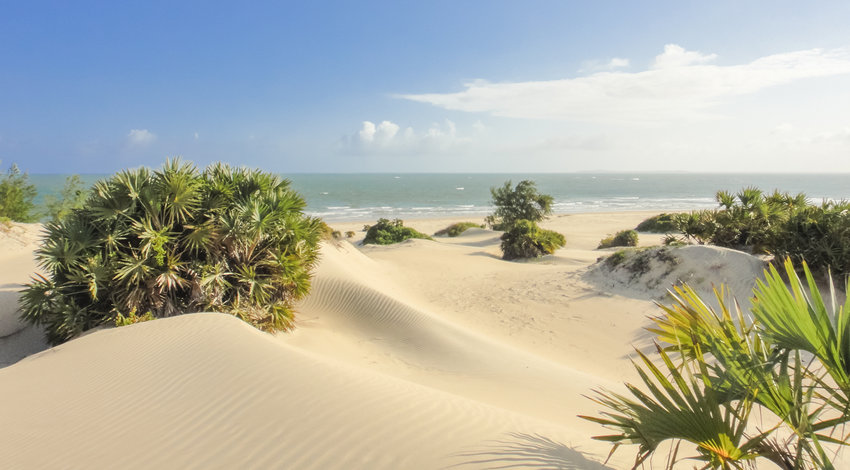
[0,222,49,367]
[0,212,777,469]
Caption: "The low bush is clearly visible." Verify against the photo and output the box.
[345,231,356,238]
[500,219,565,260]
[114,310,155,327]
[598,229,638,249]
[434,221,484,237]
[362,218,432,245]
[635,213,680,233]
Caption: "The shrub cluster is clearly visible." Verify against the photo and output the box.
[675,187,850,275]
[598,229,638,249]
[362,218,432,245]
[500,219,565,260]
[20,160,323,345]
[434,221,483,237]
[0,163,37,222]
[635,213,680,233]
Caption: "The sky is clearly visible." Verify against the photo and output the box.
[2,1,850,174]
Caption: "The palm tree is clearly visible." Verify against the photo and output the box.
[20,159,322,345]
[581,259,850,469]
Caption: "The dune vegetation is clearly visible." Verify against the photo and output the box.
[583,259,850,469]
[0,163,37,223]
[362,218,432,245]
[19,159,323,345]
[434,221,484,237]
[597,229,638,249]
[672,188,850,276]
[486,179,566,260]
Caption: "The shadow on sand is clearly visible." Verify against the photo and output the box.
[448,432,614,470]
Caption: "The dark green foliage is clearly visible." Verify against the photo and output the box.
[675,187,850,275]
[44,174,90,221]
[485,180,554,230]
[0,163,37,222]
[598,229,639,249]
[434,221,484,237]
[635,213,681,233]
[770,200,850,277]
[499,219,565,260]
[19,159,323,345]
[362,218,432,245]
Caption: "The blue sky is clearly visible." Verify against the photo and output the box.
[2,1,850,173]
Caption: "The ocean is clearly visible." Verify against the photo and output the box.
[28,173,850,222]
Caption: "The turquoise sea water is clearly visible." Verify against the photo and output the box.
[29,173,850,222]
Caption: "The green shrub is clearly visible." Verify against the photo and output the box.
[605,249,629,268]
[0,163,37,222]
[44,174,90,221]
[19,159,323,345]
[362,218,432,245]
[499,219,565,260]
[114,310,155,327]
[485,180,554,229]
[770,200,850,276]
[598,229,639,249]
[674,187,850,275]
[345,231,356,238]
[434,221,484,237]
[635,213,680,233]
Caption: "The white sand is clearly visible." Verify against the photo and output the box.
[0,212,782,469]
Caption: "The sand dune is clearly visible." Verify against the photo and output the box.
[0,212,785,468]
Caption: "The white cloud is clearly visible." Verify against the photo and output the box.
[127,129,156,145]
[773,123,795,133]
[579,57,630,73]
[811,127,850,144]
[608,57,629,69]
[398,45,850,122]
[651,44,716,69]
[193,132,199,140]
[342,119,473,155]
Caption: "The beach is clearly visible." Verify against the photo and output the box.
[0,211,799,468]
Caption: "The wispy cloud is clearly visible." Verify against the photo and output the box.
[579,57,630,72]
[398,45,850,123]
[127,128,156,145]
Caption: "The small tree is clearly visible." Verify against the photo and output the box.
[44,174,89,221]
[0,162,37,222]
[485,180,553,230]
